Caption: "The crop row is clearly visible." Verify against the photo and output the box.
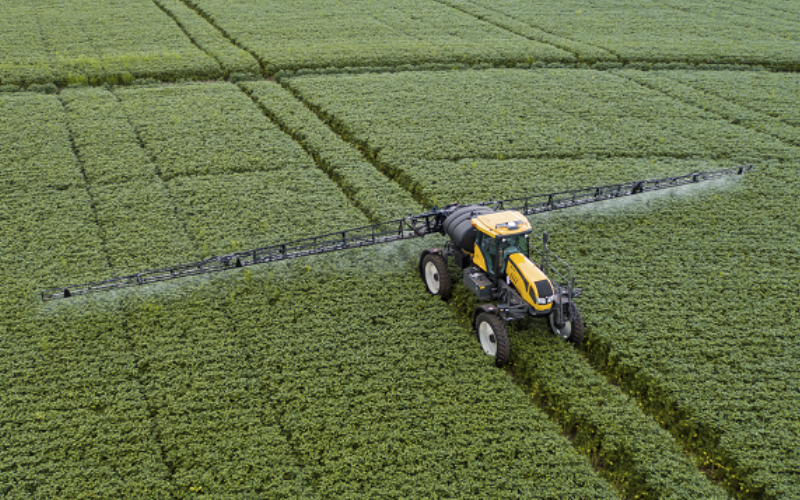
[615,70,800,148]
[283,68,792,205]
[0,0,223,87]
[1,246,620,498]
[282,67,800,497]
[536,164,800,498]
[449,0,800,70]
[184,0,572,75]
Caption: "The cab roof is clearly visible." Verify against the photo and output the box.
[472,210,532,238]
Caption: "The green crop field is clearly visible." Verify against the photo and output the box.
[1,1,799,499]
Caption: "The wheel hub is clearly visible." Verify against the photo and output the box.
[424,261,440,294]
[478,321,497,356]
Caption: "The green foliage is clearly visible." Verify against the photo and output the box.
[459,0,800,71]
[240,80,421,221]
[285,68,786,205]
[167,171,368,257]
[0,0,221,87]
[0,93,84,193]
[152,0,261,77]
[114,82,311,180]
[183,0,572,74]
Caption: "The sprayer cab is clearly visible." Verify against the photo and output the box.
[421,207,584,366]
[469,211,555,312]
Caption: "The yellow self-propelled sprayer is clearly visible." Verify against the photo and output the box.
[42,165,751,366]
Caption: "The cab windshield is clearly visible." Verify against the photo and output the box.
[499,234,529,260]
[480,232,530,275]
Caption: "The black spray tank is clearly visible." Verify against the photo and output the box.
[442,205,495,253]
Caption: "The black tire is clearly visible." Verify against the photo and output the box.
[475,312,510,367]
[420,253,451,300]
[549,301,585,345]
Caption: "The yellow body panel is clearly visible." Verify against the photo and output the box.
[506,253,553,311]
[472,210,532,238]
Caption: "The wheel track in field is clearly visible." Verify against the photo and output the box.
[440,279,732,499]
[55,96,116,276]
[171,0,269,77]
[432,0,618,65]
[238,82,420,224]
[273,79,440,211]
[151,0,227,76]
[615,70,800,151]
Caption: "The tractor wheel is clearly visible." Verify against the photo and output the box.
[421,253,451,300]
[549,301,585,345]
[475,312,510,367]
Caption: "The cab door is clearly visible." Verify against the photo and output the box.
[474,232,499,275]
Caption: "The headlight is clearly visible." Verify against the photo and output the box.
[536,296,554,305]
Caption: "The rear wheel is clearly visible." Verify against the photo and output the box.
[549,301,585,345]
[421,253,451,299]
[475,312,510,367]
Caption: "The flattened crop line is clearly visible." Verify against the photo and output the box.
[217,301,319,495]
[119,301,179,495]
[109,90,201,257]
[275,82,430,210]
[176,0,267,77]
[56,95,115,274]
[151,0,225,74]
[616,70,800,151]
[109,92,164,180]
[237,85,380,223]
[432,0,616,64]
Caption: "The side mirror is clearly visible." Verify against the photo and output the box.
[542,231,549,245]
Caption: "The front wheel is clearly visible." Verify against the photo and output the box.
[475,312,510,367]
[549,301,585,345]
[420,252,451,299]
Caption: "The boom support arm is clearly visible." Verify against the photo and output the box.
[41,165,750,301]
